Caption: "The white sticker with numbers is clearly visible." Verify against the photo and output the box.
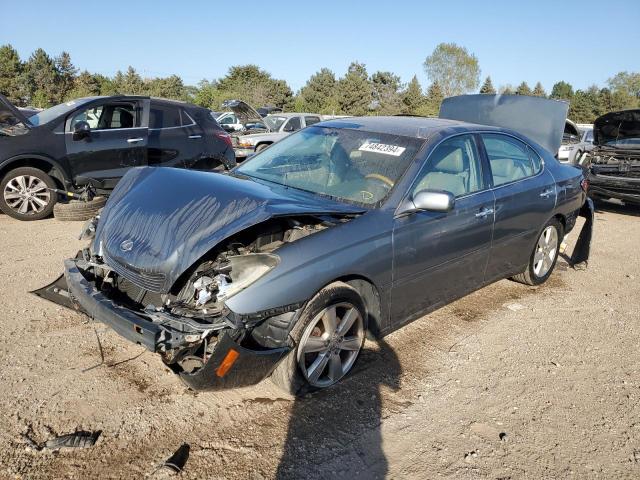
[358,142,406,156]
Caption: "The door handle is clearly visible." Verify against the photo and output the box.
[188,134,202,139]
[540,188,554,198]
[127,137,144,144]
[475,207,494,218]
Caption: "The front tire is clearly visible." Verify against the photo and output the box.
[512,218,563,286]
[271,282,367,396]
[0,167,57,221]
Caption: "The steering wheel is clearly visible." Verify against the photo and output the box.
[365,173,395,188]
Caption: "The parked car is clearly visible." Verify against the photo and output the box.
[579,109,640,205]
[557,119,581,162]
[0,94,235,221]
[567,126,594,164]
[224,100,322,160]
[35,95,592,395]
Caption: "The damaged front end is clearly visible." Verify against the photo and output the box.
[583,147,640,204]
[34,214,344,391]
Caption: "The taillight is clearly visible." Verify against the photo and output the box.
[215,131,233,148]
[580,178,589,192]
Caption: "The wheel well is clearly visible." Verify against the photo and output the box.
[336,275,383,339]
[0,159,65,190]
[553,213,566,232]
[255,142,273,150]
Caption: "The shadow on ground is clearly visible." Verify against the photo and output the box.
[276,339,401,480]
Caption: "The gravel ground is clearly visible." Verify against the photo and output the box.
[0,201,639,479]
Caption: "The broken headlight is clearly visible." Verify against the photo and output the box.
[78,215,99,241]
[190,253,279,310]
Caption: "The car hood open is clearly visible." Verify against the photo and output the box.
[222,99,268,130]
[93,167,364,293]
[0,93,32,133]
[439,94,569,154]
[593,109,640,148]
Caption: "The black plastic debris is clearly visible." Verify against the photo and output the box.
[161,443,190,473]
[23,430,101,451]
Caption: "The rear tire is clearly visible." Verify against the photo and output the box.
[270,282,367,396]
[255,143,270,153]
[0,167,57,221]
[512,218,563,286]
[53,196,107,221]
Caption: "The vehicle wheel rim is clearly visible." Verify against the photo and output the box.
[3,175,50,215]
[297,302,364,388]
[533,225,558,277]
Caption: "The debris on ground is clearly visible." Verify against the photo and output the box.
[148,443,190,476]
[22,430,101,451]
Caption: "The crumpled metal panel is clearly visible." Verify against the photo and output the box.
[93,167,363,293]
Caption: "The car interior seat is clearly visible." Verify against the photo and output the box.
[119,109,134,129]
[415,145,468,196]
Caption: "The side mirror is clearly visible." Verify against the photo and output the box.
[72,121,91,141]
[396,189,455,217]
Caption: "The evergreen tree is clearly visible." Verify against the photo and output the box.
[336,62,372,116]
[371,71,403,115]
[500,85,515,95]
[550,81,574,100]
[479,76,496,94]
[532,82,546,97]
[418,81,444,116]
[68,70,101,99]
[298,68,337,113]
[55,52,77,102]
[515,81,532,96]
[402,75,425,114]
[0,44,24,104]
[22,48,59,107]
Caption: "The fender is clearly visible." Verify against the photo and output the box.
[0,154,73,190]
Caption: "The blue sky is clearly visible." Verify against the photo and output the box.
[2,0,639,93]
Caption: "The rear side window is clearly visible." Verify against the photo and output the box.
[283,117,302,132]
[150,105,181,129]
[180,109,195,126]
[305,116,321,126]
[481,134,541,187]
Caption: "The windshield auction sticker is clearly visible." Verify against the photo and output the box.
[359,142,406,156]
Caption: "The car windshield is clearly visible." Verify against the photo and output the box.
[29,98,97,126]
[236,126,424,206]
[264,116,287,131]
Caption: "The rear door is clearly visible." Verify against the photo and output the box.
[65,97,149,188]
[391,134,495,325]
[148,102,205,169]
[479,133,557,281]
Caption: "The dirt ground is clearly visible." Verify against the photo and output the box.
[0,201,639,479]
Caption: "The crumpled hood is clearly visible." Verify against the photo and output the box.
[593,109,640,147]
[94,167,363,293]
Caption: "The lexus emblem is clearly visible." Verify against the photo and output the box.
[120,239,134,252]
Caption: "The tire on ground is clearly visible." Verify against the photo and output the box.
[512,217,564,286]
[53,196,107,221]
[270,281,367,397]
[0,167,57,221]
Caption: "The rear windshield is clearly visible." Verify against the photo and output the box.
[237,126,424,206]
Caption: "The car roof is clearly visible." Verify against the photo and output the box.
[316,115,497,139]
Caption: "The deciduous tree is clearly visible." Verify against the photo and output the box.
[423,43,480,97]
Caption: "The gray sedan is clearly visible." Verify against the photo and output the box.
[35,96,593,395]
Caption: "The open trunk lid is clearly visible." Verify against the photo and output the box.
[439,94,568,154]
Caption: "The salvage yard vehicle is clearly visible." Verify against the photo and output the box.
[34,95,593,395]
[0,94,235,221]
[557,119,581,162]
[223,99,322,160]
[575,109,640,205]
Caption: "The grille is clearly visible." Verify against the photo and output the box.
[596,169,640,179]
[103,251,166,293]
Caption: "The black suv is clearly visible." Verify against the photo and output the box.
[0,95,235,220]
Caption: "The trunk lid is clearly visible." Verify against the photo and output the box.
[94,167,363,293]
[439,94,569,154]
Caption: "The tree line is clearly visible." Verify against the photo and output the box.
[1,43,638,124]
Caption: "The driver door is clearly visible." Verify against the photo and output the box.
[390,134,495,326]
[65,97,149,189]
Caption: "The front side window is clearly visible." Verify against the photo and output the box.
[412,134,484,198]
[283,117,302,132]
[236,126,424,206]
[69,102,136,131]
[481,134,540,187]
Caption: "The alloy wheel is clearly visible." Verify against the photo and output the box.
[3,175,51,216]
[297,302,365,388]
[533,225,559,277]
